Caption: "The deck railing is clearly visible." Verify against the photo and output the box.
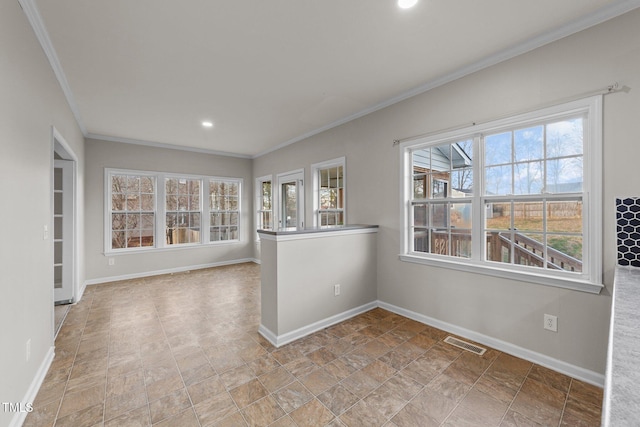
[415,229,583,272]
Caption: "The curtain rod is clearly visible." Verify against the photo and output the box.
[392,82,629,146]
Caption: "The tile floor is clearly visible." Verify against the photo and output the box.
[26,263,603,427]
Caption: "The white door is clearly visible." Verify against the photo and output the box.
[277,170,305,230]
[54,159,74,303]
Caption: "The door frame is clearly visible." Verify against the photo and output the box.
[276,169,305,230]
[51,127,78,305]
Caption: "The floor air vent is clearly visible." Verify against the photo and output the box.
[444,336,487,356]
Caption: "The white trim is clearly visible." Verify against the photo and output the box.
[311,157,346,227]
[21,0,638,160]
[276,169,305,230]
[84,258,255,286]
[87,133,251,159]
[52,127,79,303]
[258,301,378,347]
[258,227,378,242]
[252,1,640,159]
[8,346,55,427]
[399,96,603,293]
[399,254,603,294]
[104,168,243,254]
[255,174,273,239]
[377,300,605,387]
[19,0,87,135]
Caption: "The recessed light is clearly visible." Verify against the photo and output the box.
[202,121,214,128]
[398,0,418,9]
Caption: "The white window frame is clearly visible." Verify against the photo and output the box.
[399,97,603,294]
[312,157,346,227]
[255,175,273,239]
[105,169,242,254]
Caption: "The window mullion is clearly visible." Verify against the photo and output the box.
[202,178,210,244]
[472,135,483,261]
[156,174,166,249]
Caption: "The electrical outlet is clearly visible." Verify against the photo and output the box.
[544,314,558,332]
[26,339,31,362]
[43,225,48,240]
[108,258,115,266]
[334,284,341,296]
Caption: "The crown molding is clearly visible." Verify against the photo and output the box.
[19,0,87,135]
[20,0,640,159]
[253,0,640,159]
[86,133,252,159]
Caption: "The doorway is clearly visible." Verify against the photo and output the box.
[277,169,304,230]
[52,129,77,335]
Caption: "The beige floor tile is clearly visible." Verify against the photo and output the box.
[289,398,334,427]
[23,263,603,427]
[273,380,314,413]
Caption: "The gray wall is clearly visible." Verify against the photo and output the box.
[253,9,640,375]
[84,139,254,282]
[0,1,85,425]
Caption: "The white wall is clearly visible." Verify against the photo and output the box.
[84,139,254,283]
[253,9,640,377]
[0,1,85,425]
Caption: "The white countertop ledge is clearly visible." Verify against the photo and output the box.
[603,266,640,426]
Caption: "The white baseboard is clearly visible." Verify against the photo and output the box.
[84,258,255,286]
[378,300,605,387]
[259,301,378,347]
[9,346,55,427]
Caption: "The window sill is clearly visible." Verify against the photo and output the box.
[105,240,241,256]
[398,253,603,294]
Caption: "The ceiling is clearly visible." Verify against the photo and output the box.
[29,0,639,158]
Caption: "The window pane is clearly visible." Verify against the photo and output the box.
[127,196,140,211]
[514,126,543,162]
[413,174,426,199]
[513,233,545,269]
[112,175,127,194]
[430,204,447,229]
[514,161,543,195]
[485,132,511,166]
[546,157,583,193]
[430,230,449,256]
[451,232,472,258]
[140,176,154,193]
[513,202,543,232]
[547,201,582,233]
[451,203,472,229]
[485,165,512,196]
[126,229,141,247]
[485,202,511,230]
[141,229,154,247]
[112,213,126,230]
[112,232,126,249]
[486,231,511,264]
[141,194,154,211]
[546,118,583,158]
[547,234,582,272]
[413,228,429,253]
[451,169,472,196]
[112,194,126,211]
[413,205,427,227]
[127,176,140,193]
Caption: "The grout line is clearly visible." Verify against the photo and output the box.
[558,378,573,427]
[498,362,535,426]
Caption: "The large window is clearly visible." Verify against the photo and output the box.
[165,178,201,245]
[209,179,239,241]
[401,97,602,292]
[110,173,156,249]
[256,176,273,233]
[106,170,241,253]
[312,157,345,227]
